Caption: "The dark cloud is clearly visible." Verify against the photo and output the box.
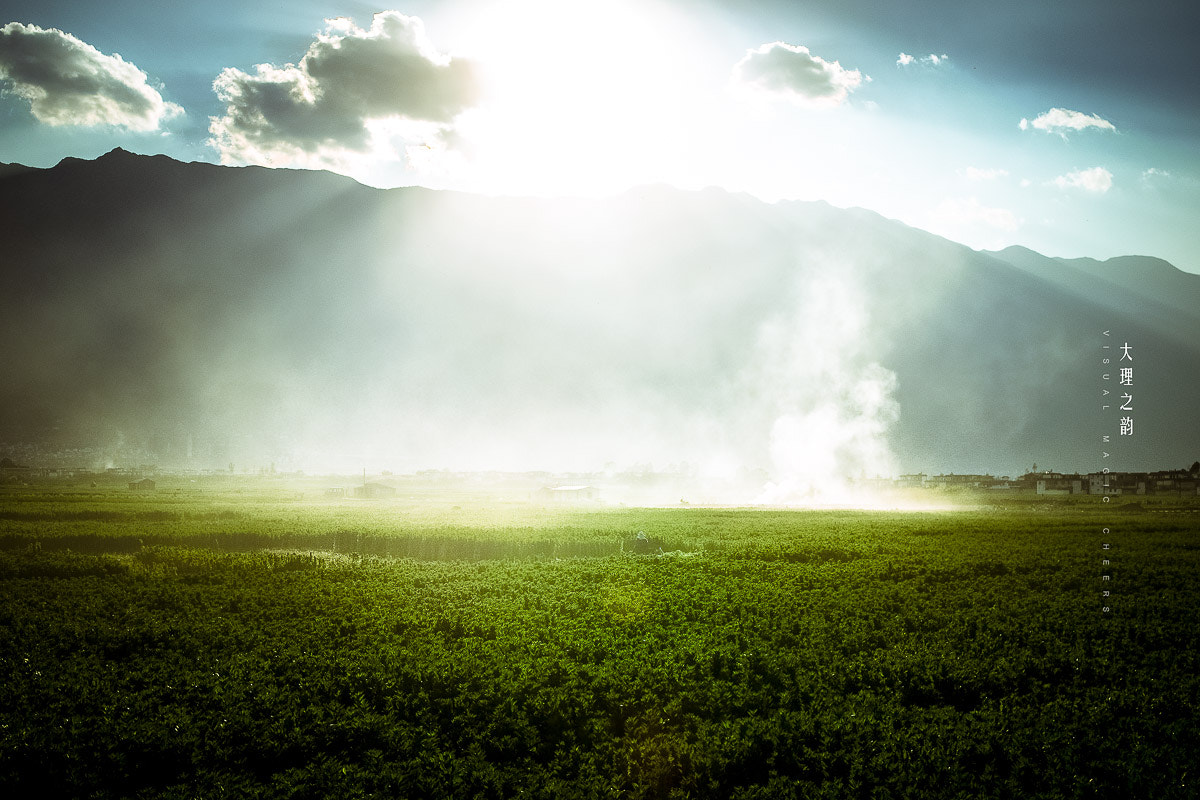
[734,41,863,106]
[0,21,182,129]
[209,11,479,167]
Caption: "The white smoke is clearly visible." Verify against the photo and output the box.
[748,269,900,504]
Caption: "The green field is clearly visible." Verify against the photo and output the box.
[1,485,1197,798]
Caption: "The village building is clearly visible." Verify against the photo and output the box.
[353,482,397,499]
[1147,470,1200,495]
[1087,473,1123,495]
[925,473,1001,490]
[895,473,927,488]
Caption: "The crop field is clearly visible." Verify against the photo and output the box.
[1,483,1197,799]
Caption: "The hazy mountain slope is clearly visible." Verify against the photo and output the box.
[1,150,1196,479]
[988,245,1200,345]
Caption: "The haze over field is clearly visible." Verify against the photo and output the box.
[2,1,1198,500]
[2,151,1198,496]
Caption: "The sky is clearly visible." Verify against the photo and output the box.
[1,0,1198,271]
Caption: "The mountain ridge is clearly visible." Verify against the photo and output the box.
[2,151,1196,480]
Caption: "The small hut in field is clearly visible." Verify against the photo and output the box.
[353,482,397,499]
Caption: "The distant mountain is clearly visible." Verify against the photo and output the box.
[2,149,1197,482]
[987,246,1200,345]
[0,162,38,179]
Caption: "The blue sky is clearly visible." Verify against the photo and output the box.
[2,0,1198,272]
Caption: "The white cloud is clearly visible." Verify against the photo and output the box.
[1019,108,1115,136]
[934,196,1021,231]
[1141,167,1170,181]
[961,167,1008,181]
[209,11,479,168]
[1051,166,1113,193]
[897,52,948,67]
[735,42,863,107]
[0,22,182,130]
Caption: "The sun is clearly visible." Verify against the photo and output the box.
[442,0,723,196]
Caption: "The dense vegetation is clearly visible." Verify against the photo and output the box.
[1,486,1197,798]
